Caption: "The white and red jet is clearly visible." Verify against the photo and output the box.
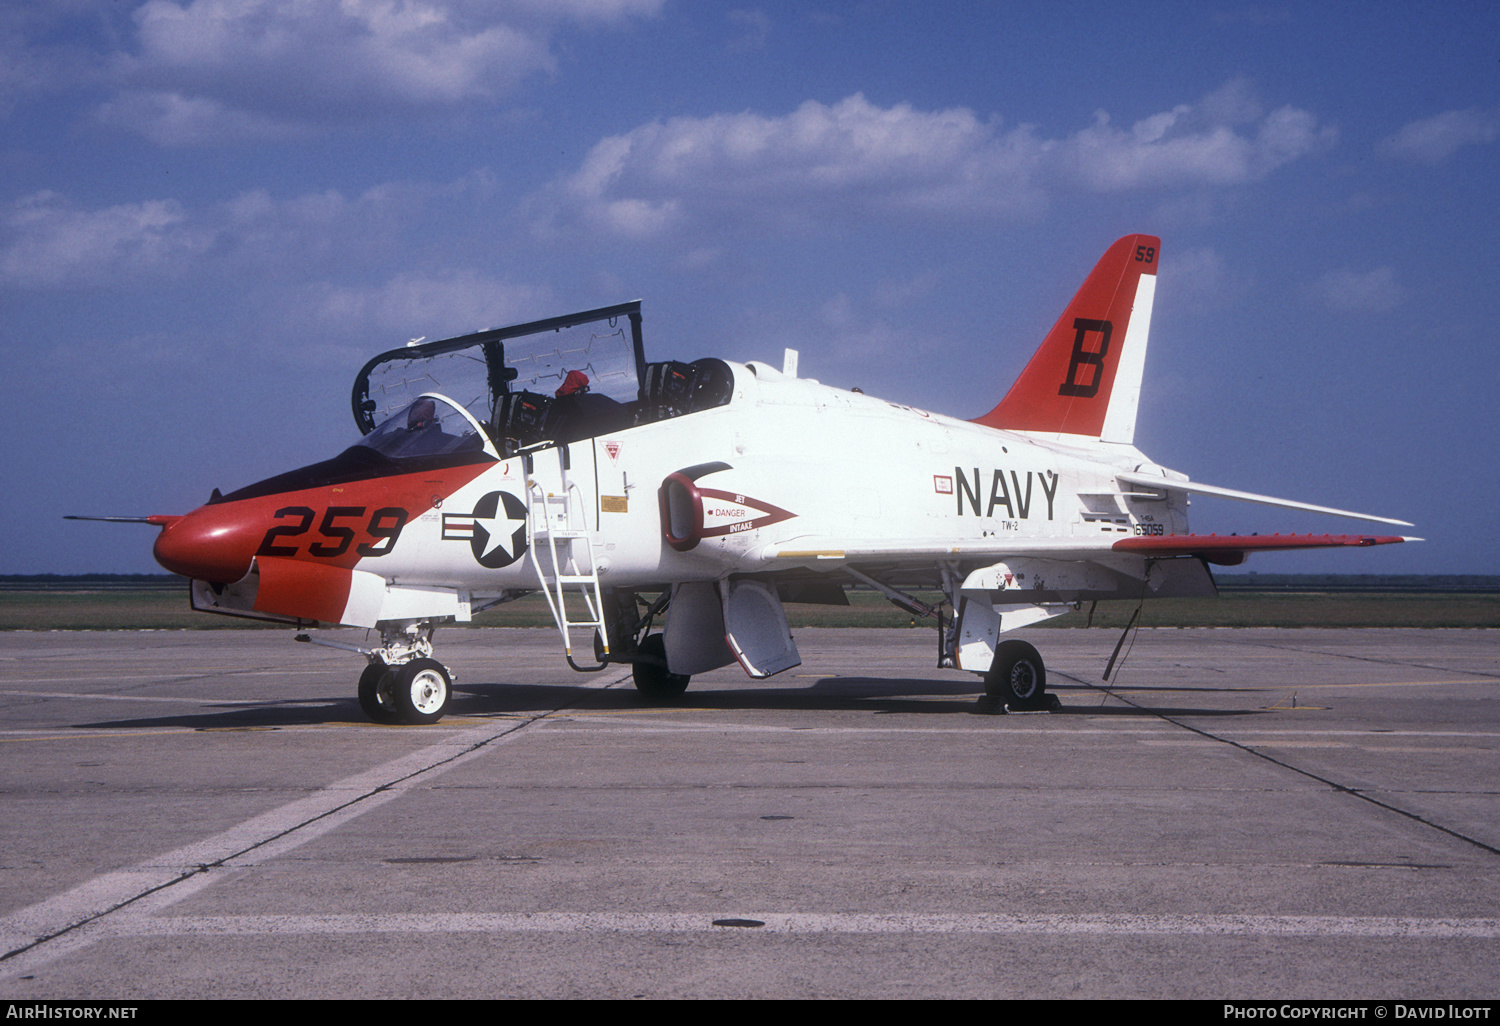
[119,236,1416,723]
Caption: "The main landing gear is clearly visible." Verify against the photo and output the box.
[598,591,693,704]
[978,640,1059,714]
[630,633,690,703]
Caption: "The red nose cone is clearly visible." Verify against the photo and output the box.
[153,504,259,583]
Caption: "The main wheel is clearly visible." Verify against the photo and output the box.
[985,640,1046,709]
[391,658,452,725]
[357,661,402,725]
[632,634,690,703]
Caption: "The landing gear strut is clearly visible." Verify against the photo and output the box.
[600,590,693,703]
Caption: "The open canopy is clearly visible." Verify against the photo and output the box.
[351,302,646,436]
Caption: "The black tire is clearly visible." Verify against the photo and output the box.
[357,661,402,725]
[391,658,452,725]
[985,640,1046,708]
[633,634,690,703]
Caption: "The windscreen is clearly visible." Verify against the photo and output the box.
[357,395,485,459]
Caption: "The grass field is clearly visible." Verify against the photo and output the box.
[2,586,1495,631]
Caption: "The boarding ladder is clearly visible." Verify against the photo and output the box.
[521,444,609,670]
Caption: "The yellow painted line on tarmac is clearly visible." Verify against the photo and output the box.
[0,689,269,704]
[0,670,338,685]
[0,721,416,742]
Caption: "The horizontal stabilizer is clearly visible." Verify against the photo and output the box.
[1114,473,1413,527]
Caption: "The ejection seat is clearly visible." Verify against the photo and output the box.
[492,390,558,456]
[636,358,734,424]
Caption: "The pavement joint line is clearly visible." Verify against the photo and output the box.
[0,668,635,970]
[1213,636,1500,680]
[1064,672,1500,859]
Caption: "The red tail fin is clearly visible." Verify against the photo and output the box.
[974,234,1159,442]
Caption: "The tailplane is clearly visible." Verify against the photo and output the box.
[974,234,1159,443]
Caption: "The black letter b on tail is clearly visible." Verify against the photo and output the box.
[1058,318,1112,398]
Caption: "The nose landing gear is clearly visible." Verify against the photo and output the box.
[303,620,455,725]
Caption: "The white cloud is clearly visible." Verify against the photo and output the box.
[0,182,553,366]
[726,8,772,52]
[97,89,311,145]
[535,84,1335,239]
[510,0,661,24]
[1060,86,1333,192]
[1378,108,1499,164]
[810,291,921,367]
[741,287,941,383]
[1157,246,1251,312]
[97,0,662,144]
[311,270,552,341]
[0,179,435,288]
[0,3,123,115]
[0,190,209,287]
[1314,267,1406,313]
[536,93,1049,237]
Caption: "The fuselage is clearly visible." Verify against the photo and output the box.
[153,359,1190,628]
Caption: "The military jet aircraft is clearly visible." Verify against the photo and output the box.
[86,235,1415,723]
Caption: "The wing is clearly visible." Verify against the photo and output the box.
[759,531,1413,570]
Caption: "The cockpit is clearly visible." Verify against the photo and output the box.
[491,356,734,453]
[206,303,734,506]
[356,395,488,460]
[351,301,734,457]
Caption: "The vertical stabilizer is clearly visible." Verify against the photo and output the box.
[973,234,1159,443]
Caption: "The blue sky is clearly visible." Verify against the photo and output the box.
[4,1,1495,575]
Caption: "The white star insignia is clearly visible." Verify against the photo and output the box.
[473,505,527,561]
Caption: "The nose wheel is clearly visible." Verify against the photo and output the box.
[357,661,402,724]
[357,658,451,725]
